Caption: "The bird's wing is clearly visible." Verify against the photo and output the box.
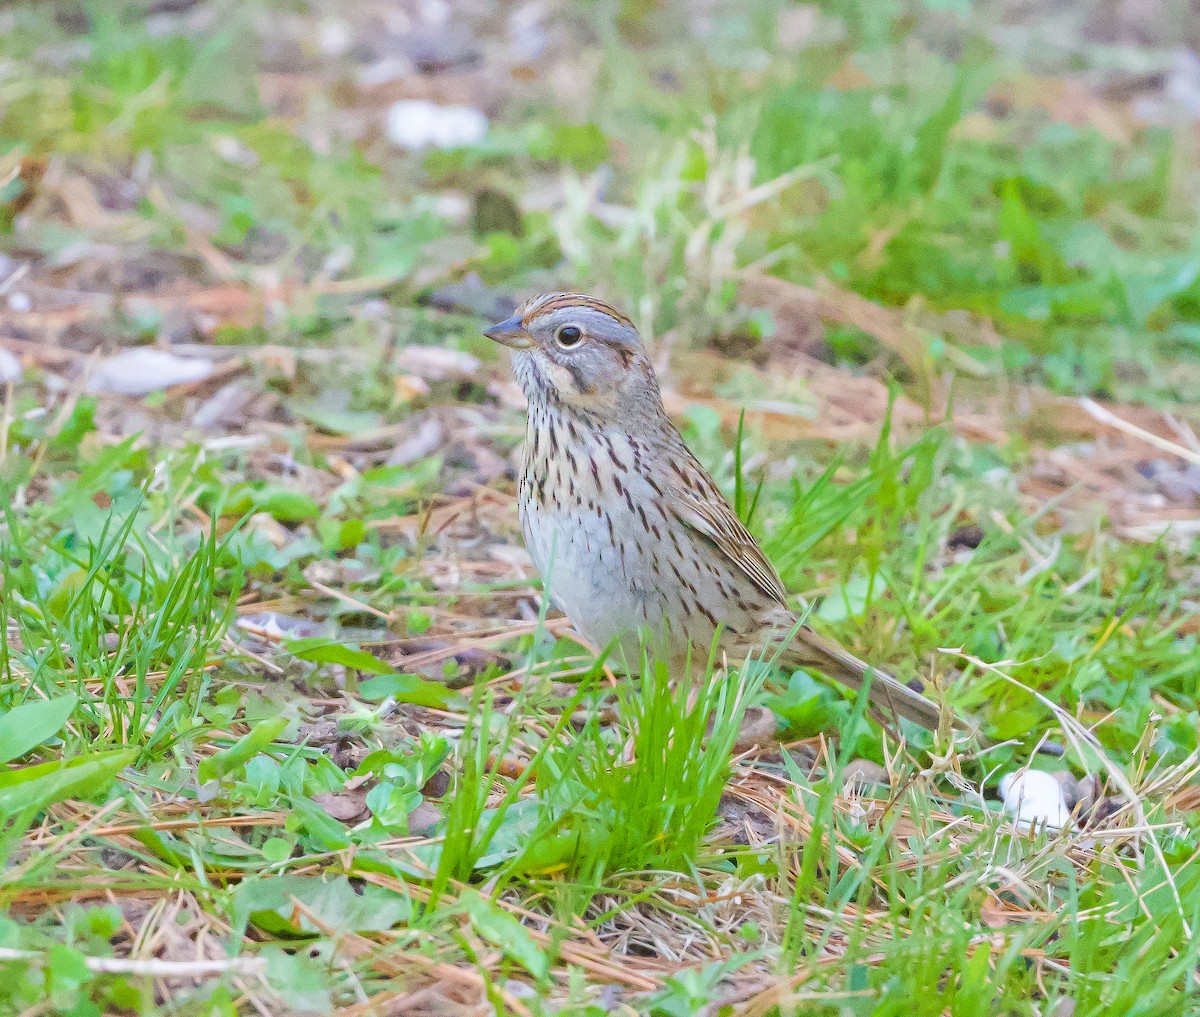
[668,481,789,606]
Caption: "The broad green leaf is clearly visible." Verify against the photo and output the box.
[231,874,412,937]
[261,949,333,1014]
[357,672,461,709]
[816,573,887,623]
[0,750,134,815]
[47,943,92,995]
[526,120,610,172]
[198,718,288,782]
[364,782,423,830]
[317,516,366,552]
[288,797,353,851]
[261,837,293,863]
[458,889,549,983]
[48,398,98,453]
[911,78,965,191]
[224,484,321,523]
[0,695,78,764]
[286,638,394,675]
[765,671,844,740]
[252,487,321,523]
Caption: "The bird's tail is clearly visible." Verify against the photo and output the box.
[770,622,1062,756]
[780,625,947,734]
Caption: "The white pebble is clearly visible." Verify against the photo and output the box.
[213,135,258,167]
[385,100,487,151]
[1000,769,1070,831]
[0,348,21,384]
[316,19,352,58]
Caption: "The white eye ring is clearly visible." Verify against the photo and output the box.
[554,324,583,348]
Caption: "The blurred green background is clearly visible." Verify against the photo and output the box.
[3,0,1200,400]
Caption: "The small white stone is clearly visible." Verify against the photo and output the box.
[7,291,31,313]
[1165,50,1200,120]
[87,348,215,396]
[419,0,450,26]
[0,348,22,384]
[213,135,258,167]
[316,19,352,58]
[1000,769,1070,831]
[433,194,471,220]
[385,100,487,151]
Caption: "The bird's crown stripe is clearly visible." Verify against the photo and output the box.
[521,293,634,329]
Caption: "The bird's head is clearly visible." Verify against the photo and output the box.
[484,293,660,420]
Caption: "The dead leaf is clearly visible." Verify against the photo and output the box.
[407,802,442,835]
[87,348,215,395]
[387,417,444,467]
[394,373,432,403]
[842,759,890,789]
[313,791,370,823]
[395,345,481,382]
[237,612,323,641]
[731,706,778,755]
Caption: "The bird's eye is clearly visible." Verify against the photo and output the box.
[554,325,583,348]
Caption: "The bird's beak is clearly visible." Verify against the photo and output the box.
[483,314,535,350]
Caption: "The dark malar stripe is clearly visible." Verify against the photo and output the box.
[565,362,594,394]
